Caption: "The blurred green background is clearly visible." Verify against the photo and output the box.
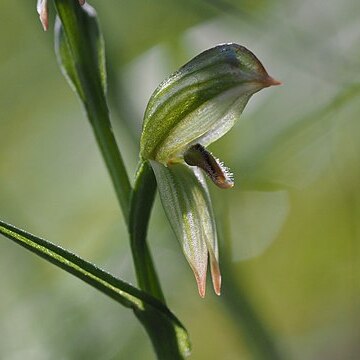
[0,0,359,359]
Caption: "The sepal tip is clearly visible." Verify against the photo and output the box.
[37,0,49,31]
[195,272,206,298]
[210,257,222,296]
[265,76,282,87]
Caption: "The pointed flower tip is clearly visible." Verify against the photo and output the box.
[198,287,206,298]
[213,274,221,296]
[266,76,282,87]
[195,273,206,298]
[40,16,49,31]
[213,273,222,296]
[215,284,221,296]
[210,257,222,296]
[37,0,48,31]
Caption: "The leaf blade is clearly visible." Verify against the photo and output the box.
[0,220,189,340]
[54,0,132,219]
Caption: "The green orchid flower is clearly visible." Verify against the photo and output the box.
[140,43,280,297]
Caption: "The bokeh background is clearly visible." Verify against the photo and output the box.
[0,0,359,359]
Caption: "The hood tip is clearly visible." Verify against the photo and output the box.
[267,76,282,86]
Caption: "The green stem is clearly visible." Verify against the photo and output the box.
[86,100,132,220]
[135,308,190,360]
[129,161,165,302]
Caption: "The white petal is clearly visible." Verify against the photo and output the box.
[150,160,221,297]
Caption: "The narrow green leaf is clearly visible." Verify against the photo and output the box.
[0,219,190,357]
[54,0,131,219]
[54,2,106,102]
[150,161,220,297]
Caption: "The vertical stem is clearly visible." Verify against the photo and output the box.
[129,161,165,302]
[85,100,132,220]
[135,308,190,360]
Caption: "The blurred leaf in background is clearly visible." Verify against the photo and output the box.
[0,0,359,359]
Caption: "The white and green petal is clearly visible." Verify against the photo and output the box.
[140,43,280,165]
[150,161,220,297]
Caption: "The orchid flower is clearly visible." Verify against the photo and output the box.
[37,0,86,31]
[140,43,280,297]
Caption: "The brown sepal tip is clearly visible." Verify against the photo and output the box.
[265,76,282,87]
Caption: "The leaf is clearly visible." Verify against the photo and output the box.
[54,0,131,219]
[140,43,280,164]
[150,160,221,297]
[0,220,191,357]
[54,2,106,104]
